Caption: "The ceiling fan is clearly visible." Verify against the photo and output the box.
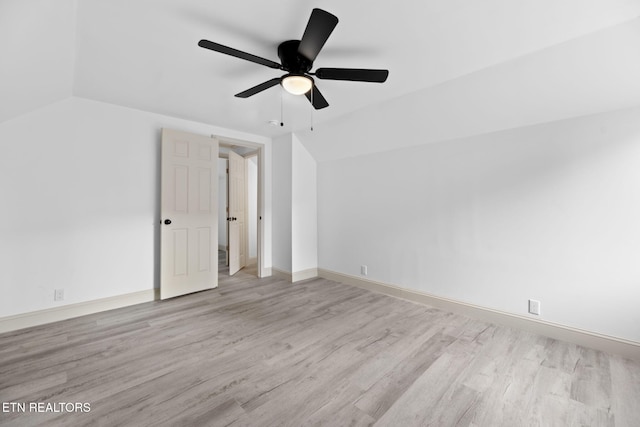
[198,8,389,110]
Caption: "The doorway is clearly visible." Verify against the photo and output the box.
[217,142,260,278]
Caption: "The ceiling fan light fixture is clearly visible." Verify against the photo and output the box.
[281,74,313,95]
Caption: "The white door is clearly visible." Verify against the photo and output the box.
[161,128,218,299]
[228,150,246,275]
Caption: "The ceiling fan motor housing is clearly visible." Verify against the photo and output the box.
[278,40,313,73]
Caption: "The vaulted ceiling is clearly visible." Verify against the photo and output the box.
[3,0,640,157]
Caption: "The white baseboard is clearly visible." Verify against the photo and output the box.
[292,268,318,282]
[261,267,272,278]
[318,269,640,362]
[0,289,159,334]
[272,268,318,283]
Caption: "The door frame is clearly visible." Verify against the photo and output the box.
[217,137,266,278]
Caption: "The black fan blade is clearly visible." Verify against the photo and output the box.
[305,84,329,109]
[298,9,339,62]
[198,40,281,69]
[235,78,281,98]
[315,68,389,83]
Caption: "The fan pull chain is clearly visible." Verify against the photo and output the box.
[280,90,284,127]
[310,88,314,131]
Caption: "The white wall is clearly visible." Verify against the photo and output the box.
[0,97,271,318]
[217,158,227,249]
[271,133,318,277]
[318,106,640,343]
[291,134,317,274]
[271,135,292,273]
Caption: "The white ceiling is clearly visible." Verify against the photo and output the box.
[0,0,76,123]
[3,0,640,154]
[301,16,640,161]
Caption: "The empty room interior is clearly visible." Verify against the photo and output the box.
[2,1,640,426]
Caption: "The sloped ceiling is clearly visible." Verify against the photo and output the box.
[3,0,640,159]
[0,0,76,123]
[300,17,640,161]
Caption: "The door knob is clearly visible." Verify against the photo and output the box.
[164,219,172,225]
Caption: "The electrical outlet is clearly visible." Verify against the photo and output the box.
[361,265,368,276]
[528,299,540,315]
[54,289,64,301]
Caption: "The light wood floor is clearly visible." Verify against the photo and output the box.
[1,260,639,426]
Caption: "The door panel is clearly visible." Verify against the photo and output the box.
[228,150,246,275]
[161,129,218,299]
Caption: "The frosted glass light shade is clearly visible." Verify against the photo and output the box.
[281,75,313,95]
